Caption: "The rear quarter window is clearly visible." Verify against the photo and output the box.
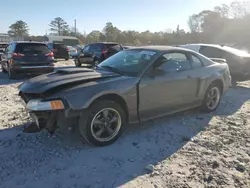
[15,43,50,54]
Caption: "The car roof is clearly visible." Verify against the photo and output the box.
[180,43,223,48]
[131,45,194,52]
[90,42,119,45]
[13,41,47,45]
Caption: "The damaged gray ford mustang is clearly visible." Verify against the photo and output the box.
[18,46,231,146]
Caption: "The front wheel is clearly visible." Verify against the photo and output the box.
[201,83,222,112]
[78,100,126,146]
[8,65,16,79]
[92,59,99,67]
[74,58,81,67]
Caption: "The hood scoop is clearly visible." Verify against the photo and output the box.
[56,68,95,74]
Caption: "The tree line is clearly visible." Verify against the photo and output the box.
[7,1,250,48]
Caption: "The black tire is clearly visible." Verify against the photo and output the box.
[79,100,126,146]
[74,58,81,67]
[201,83,222,113]
[8,66,16,79]
[92,58,99,67]
[231,77,238,87]
[1,63,7,73]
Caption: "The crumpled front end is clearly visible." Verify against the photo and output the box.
[19,91,78,134]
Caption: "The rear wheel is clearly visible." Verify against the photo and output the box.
[74,58,81,67]
[78,100,126,146]
[201,83,222,112]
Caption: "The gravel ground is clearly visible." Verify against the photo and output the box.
[0,60,250,188]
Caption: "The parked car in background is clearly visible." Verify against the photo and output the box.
[1,41,55,79]
[74,42,124,67]
[67,46,78,58]
[42,35,80,46]
[46,42,69,60]
[179,44,250,83]
[18,46,231,146]
[0,42,9,63]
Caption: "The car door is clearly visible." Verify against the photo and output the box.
[90,43,103,60]
[138,51,200,120]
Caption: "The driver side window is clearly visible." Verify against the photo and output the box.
[154,52,191,73]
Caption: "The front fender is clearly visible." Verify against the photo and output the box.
[66,90,126,110]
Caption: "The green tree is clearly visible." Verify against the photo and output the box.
[188,14,202,33]
[8,20,29,37]
[102,22,120,42]
[49,17,70,36]
[86,30,102,43]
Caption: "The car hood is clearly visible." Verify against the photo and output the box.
[18,67,121,94]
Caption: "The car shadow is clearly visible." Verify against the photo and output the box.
[0,71,25,85]
[0,85,250,188]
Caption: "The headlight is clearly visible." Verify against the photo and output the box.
[26,99,65,111]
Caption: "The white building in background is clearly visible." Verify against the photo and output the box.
[0,33,24,43]
[0,33,11,42]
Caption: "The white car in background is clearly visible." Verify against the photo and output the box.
[67,46,78,58]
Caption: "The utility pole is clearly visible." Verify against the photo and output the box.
[74,19,77,36]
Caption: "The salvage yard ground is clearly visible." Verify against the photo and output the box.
[0,60,250,188]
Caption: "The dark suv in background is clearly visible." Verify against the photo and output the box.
[74,42,123,67]
[1,41,55,79]
[46,42,69,60]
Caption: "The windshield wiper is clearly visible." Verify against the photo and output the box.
[101,65,124,75]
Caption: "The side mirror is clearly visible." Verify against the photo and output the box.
[148,68,165,77]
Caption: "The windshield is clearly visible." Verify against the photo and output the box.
[222,46,250,57]
[98,50,157,76]
[15,43,50,54]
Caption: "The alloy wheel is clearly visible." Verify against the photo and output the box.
[90,108,122,142]
[206,87,220,110]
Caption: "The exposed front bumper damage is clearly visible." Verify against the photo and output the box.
[19,92,79,134]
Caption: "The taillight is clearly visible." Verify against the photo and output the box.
[102,48,108,58]
[66,48,69,52]
[12,53,25,57]
[45,52,54,57]
[52,48,57,52]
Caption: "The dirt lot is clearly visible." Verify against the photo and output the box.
[0,60,250,188]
